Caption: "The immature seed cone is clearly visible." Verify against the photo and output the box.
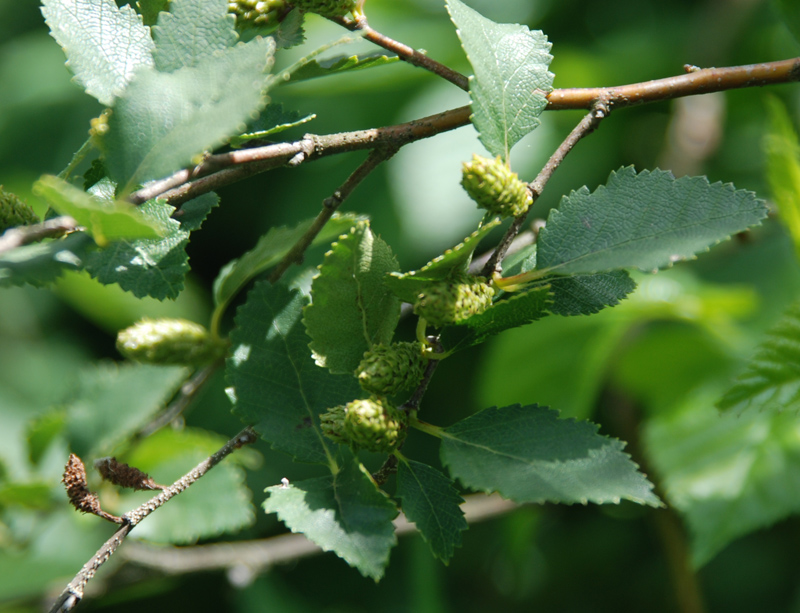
[413,273,495,327]
[343,397,407,453]
[461,154,532,218]
[94,457,165,491]
[0,187,40,233]
[320,404,348,445]
[356,342,427,396]
[290,0,357,18]
[116,318,226,366]
[228,0,290,28]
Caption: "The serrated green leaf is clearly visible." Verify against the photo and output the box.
[226,281,362,464]
[230,104,316,148]
[645,386,800,566]
[64,362,189,458]
[717,301,800,415]
[174,191,219,232]
[384,218,501,304]
[304,221,400,374]
[213,212,362,311]
[446,0,553,159]
[288,53,399,83]
[41,0,155,105]
[104,37,274,192]
[764,96,800,260]
[395,458,467,564]
[537,167,768,275]
[440,404,661,506]
[152,0,238,72]
[113,428,254,544]
[439,285,551,352]
[0,232,94,289]
[81,198,190,299]
[547,271,637,316]
[33,175,165,246]
[264,456,398,580]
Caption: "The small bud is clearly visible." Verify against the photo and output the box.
[343,397,407,453]
[94,457,165,491]
[413,273,495,327]
[461,154,532,218]
[290,0,357,18]
[0,187,40,233]
[62,454,124,524]
[320,404,348,444]
[116,318,227,366]
[356,342,427,396]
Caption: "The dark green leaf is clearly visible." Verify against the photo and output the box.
[537,167,768,275]
[41,0,155,105]
[0,232,94,289]
[304,221,400,374]
[440,404,661,506]
[396,459,467,564]
[384,218,501,304]
[152,0,238,72]
[137,0,170,26]
[104,36,274,192]
[213,213,363,311]
[289,53,399,83]
[230,103,316,148]
[547,271,637,316]
[174,192,219,231]
[264,456,398,580]
[446,0,553,159]
[717,300,800,415]
[226,281,362,464]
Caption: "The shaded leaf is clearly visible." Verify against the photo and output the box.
[213,213,363,310]
[440,404,661,506]
[152,0,238,72]
[226,281,361,464]
[64,362,189,458]
[289,53,399,83]
[384,218,501,304]
[446,0,553,159]
[717,301,800,415]
[537,167,768,275]
[304,221,400,374]
[271,8,305,49]
[547,271,637,316]
[33,175,165,246]
[230,103,316,148]
[42,0,155,105]
[114,428,254,544]
[264,456,398,580]
[104,37,274,191]
[137,0,170,26]
[396,458,467,564]
[0,232,94,289]
[174,191,219,232]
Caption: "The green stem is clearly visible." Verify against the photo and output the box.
[410,417,446,439]
[494,267,551,291]
[57,138,95,181]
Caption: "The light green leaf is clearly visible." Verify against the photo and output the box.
[396,458,467,564]
[33,175,165,246]
[764,96,800,260]
[537,167,768,275]
[264,456,398,580]
[230,104,316,148]
[213,213,362,310]
[152,0,238,72]
[288,53,399,83]
[226,281,362,464]
[384,218,501,305]
[446,0,553,159]
[113,428,254,544]
[717,301,800,415]
[645,386,800,566]
[64,362,189,458]
[0,232,93,289]
[41,0,155,105]
[440,404,661,506]
[81,198,191,299]
[304,221,400,374]
[104,36,274,192]
[439,285,551,353]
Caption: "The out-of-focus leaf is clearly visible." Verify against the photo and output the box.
[440,404,661,506]
[304,221,400,374]
[230,103,316,147]
[41,0,155,105]
[0,232,94,289]
[289,53,399,83]
[264,456,397,580]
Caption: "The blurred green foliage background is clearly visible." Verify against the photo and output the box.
[3,0,800,611]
